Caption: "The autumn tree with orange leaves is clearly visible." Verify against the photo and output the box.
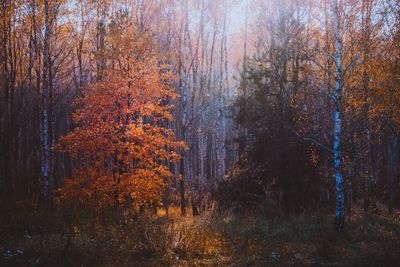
[54,59,186,210]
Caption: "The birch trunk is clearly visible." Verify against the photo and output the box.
[40,0,52,206]
[332,0,345,232]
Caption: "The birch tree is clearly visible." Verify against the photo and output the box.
[332,0,345,232]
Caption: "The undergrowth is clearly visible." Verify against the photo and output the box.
[1,206,399,266]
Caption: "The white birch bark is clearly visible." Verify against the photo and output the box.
[40,0,51,205]
[332,0,345,232]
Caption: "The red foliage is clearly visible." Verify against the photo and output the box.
[54,59,186,209]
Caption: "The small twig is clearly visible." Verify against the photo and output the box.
[303,137,333,153]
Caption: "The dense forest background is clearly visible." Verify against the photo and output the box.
[1,0,400,266]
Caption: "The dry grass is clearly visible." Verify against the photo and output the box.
[1,206,400,266]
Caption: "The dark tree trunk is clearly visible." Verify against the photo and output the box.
[388,136,398,215]
[180,158,186,217]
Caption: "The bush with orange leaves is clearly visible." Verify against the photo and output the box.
[54,59,186,210]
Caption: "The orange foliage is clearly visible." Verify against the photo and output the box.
[54,59,186,209]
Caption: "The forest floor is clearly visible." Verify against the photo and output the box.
[1,205,400,266]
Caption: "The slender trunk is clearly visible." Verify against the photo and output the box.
[361,0,373,217]
[191,194,199,216]
[96,5,106,81]
[180,158,186,216]
[388,136,398,214]
[40,0,52,207]
[333,0,344,232]
[179,0,189,217]
[163,187,170,217]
